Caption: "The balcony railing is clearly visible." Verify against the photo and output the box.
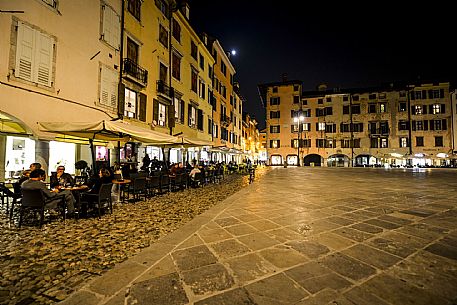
[220,115,231,127]
[156,80,173,98]
[369,128,390,136]
[123,58,148,86]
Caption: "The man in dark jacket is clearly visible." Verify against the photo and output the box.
[21,169,75,213]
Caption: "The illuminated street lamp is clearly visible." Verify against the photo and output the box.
[293,115,305,166]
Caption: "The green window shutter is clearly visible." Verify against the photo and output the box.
[153,99,159,123]
[168,105,175,128]
[139,93,147,122]
[118,83,125,116]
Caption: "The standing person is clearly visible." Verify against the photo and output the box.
[21,169,75,213]
[50,165,74,188]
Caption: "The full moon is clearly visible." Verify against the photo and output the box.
[231,50,237,56]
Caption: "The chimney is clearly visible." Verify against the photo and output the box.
[178,0,190,19]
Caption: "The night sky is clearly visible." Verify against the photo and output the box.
[190,1,456,129]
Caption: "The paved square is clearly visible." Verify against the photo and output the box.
[63,168,457,304]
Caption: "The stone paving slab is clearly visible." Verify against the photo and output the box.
[61,167,457,304]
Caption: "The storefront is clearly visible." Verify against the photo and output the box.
[4,136,36,179]
[48,141,76,175]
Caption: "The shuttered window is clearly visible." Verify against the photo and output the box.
[102,4,120,49]
[15,22,54,87]
[100,66,118,108]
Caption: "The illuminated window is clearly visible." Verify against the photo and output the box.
[433,104,441,114]
[317,122,325,131]
[381,138,388,148]
[158,103,166,126]
[124,88,137,118]
[400,137,408,147]
[379,103,387,113]
[415,105,422,115]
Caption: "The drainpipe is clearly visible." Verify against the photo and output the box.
[407,85,413,162]
[349,94,354,167]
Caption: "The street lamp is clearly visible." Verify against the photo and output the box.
[293,115,305,166]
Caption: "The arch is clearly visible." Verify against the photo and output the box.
[286,154,298,166]
[0,111,33,136]
[303,154,322,166]
[270,154,283,166]
[355,154,376,167]
[327,154,350,167]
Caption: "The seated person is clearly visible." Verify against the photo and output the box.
[189,165,201,179]
[50,165,74,188]
[21,169,75,213]
[18,162,42,185]
[85,168,112,194]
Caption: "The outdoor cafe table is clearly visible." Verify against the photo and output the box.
[112,179,131,203]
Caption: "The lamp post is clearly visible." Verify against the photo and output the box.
[294,115,305,166]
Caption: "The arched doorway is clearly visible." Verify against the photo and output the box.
[355,154,376,167]
[286,154,298,166]
[327,154,350,167]
[303,154,322,166]
[270,155,282,166]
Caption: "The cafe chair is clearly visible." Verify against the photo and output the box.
[131,177,147,202]
[19,189,66,228]
[81,183,113,218]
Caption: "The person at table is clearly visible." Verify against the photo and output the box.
[85,168,112,194]
[18,162,42,185]
[189,164,201,179]
[50,165,74,188]
[140,153,151,172]
[21,169,75,213]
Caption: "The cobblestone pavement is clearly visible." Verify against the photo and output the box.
[60,167,457,305]
[0,169,268,305]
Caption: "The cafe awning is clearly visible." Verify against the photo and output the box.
[37,120,180,145]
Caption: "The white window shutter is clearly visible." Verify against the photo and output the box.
[102,5,111,45]
[35,31,53,87]
[100,67,110,106]
[109,68,118,107]
[111,8,120,49]
[15,22,34,82]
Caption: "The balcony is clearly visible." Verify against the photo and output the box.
[123,58,148,87]
[369,128,390,137]
[156,80,173,99]
[220,115,231,127]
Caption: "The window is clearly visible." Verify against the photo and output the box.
[158,103,166,126]
[172,52,181,80]
[353,123,364,132]
[325,139,335,148]
[272,87,278,93]
[270,111,280,119]
[292,139,299,148]
[220,61,227,76]
[399,102,407,112]
[270,125,280,133]
[213,123,218,138]
[414,105,422,115]
[172,18,181,42]
[325,124,336,133]
[199,79,205,99]
[369,93,377,100]
[379,103,387,113]
[343,105,350,114]
[159,24,168,48]
[318,98,323,104]
[124,88,137,118]
[433,104,441,114]
[102,4,120,49]
[352,95,360,101]
[317,122,325,131]
[270,140,280,148]
[400,137,408,148]
[326,97,332,103]
[316,139,325,148]
[341,139,360,148]
[190,41,197,60]
[293,85,299,91]
[199,53,204,70]
[293,96,299,104]
[381,138,388,148]
[398,121,409,131]
[325,107,333,115]
[127,0,141,20]
[351,104,361,114]
[370,138,378,148]
[191,68,198,93]
[174,98,184,124]
[316,108,325,117]
[303,100,308,105]
[435,136,443,147]
[414,120,423,131]
[197,109,203,131]
[343,96,349,102]
[15,22,55,87]
[208,118,213,135]
[155,0,169,16]
[433,120,442,130]
[188,104,196,128]
[270,97,280,105]
[100,66,118,108]
[340,123,350,133]
[126,37,138,63]
[416,136,424,147]
[368,104,376,113]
